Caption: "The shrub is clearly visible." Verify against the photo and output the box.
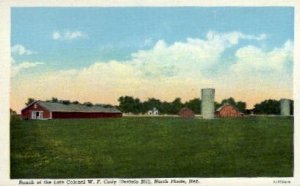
[84,102,93,107]
[10,113,21,125]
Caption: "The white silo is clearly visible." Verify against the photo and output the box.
[280,99,291,116]
[201,88,215,119]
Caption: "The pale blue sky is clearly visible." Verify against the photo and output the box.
[12,7,293,70]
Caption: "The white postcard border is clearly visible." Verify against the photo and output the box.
[0,0,299,185]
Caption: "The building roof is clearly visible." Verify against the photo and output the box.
[216,103,240,112]
[24,101,122,113]
[178,107,194,113]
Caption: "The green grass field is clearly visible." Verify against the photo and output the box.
[10,117,293,178]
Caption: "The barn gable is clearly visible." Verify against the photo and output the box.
[21,101,52,120]
[215,104,243,117]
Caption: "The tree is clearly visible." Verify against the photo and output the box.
[10,108,21,124]
[160,101,172,114]
[103,104,113,108]
[142,98,162,113]
[236,101,246,113]
[214,101,222,111]
[221,97,236,106]
[61,100,71,105]
[184,98,201,114]
[254,99,280,114]
[118,96,141,114]
[84,102,93,107]
[132,98,142,114]
[72,101,80,104]
[52,97,58,102]
[290,100,294,115]
[10,108,17,115]
[170,98,183,114]
[25,98,35,106]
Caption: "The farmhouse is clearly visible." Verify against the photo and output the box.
[21,101,122,120]
[178,107,195,118]
[215,103,243,117]
[147,107,159,115]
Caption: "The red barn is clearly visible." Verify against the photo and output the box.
[178,107,195,118]
[21,101,122,120]
[215,104,243,118]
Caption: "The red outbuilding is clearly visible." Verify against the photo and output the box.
[215,104,243,118]
[178,107,195,118]
[21,101,122,120]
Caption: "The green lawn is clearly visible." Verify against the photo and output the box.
[10,116,293,178]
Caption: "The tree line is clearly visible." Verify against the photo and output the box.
[25,97,114,108]
[118,96,293,115]
[118,96,247,114]
[253,99,294,115]
[23,96,293,115]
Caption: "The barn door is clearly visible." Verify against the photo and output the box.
[38,111,43,119]
[31,111,43,119]
[31,111,37,119]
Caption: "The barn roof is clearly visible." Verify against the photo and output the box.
[179,107,193,112]
[27,101,122,113]
[216,103,240,112]
[178,107,195,114]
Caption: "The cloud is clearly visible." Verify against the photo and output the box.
[52,31,61,40]
[11,44,35,55]
[205,31,266,46]
[11,31,293,112]
[144,38,153,47]
[11,60,44,77]
[231,40,293,74]
[52,30,86,40]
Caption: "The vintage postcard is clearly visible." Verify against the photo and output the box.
[0,0,299,185]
